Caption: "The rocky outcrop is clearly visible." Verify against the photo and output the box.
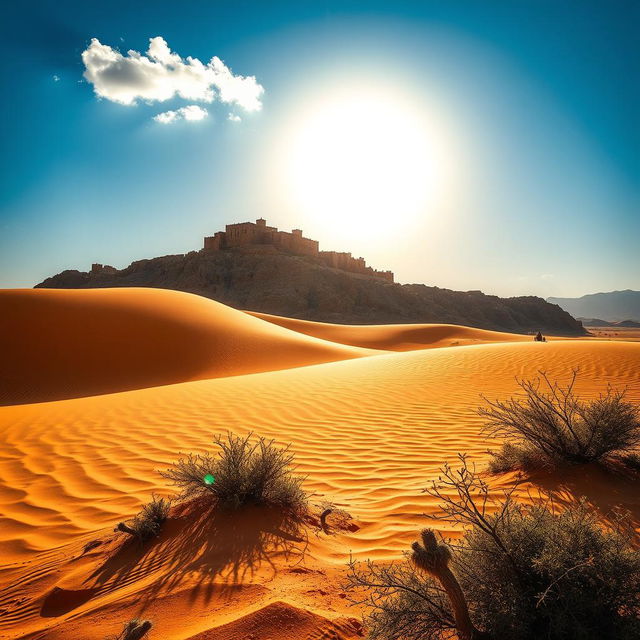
[36,247,586,335]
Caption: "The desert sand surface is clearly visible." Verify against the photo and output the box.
[1,288,639,640]
[247,311,530,351]
[586,327,640,341]
[0,288,375,405]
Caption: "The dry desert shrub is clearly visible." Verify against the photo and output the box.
[105,618,152,640]
[115,495,171,543]
[160,431,308,514]
[346,456,640,640]
[480,371,640,472]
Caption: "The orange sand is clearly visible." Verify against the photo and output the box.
[0,288,374,405]
[247,310,529,351]
[1,288,639,639]
[586,327,640,341]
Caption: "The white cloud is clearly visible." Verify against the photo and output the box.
[228,113,241,122]
[154,110,179,124]
[81,36,264,113]
[153,105,209,124]
[210,56,262,112]
[181,105,209,121]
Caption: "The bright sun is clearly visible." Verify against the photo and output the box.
[282,88,449,237]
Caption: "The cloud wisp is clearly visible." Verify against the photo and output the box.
[81,37,264,115]
[153,105,209,124]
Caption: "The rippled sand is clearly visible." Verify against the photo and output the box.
[1,288,638,639]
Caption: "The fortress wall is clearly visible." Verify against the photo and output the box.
[375,270,394,283]
[224,222,263,247]
[204,231,226,250]
[204,219,393,281]
[293,236,319,256]
[274,230,294,251]
[319,251,338,268]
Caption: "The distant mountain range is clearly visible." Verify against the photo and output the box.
[577,318,640,328]
[547,290,640,323]
[35,246,585,335]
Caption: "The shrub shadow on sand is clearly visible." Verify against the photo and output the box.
[525,463,640,529]
[86,497,308,608]
[40,586,100,617]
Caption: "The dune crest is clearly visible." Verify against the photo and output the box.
[0,288,376,405]
[247,310,530,351]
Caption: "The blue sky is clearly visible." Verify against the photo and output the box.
[1,0,638,297]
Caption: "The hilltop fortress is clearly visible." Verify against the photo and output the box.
[204,218,394,282]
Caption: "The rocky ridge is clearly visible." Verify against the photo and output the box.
[36,246,586,335]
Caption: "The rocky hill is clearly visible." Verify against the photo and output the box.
[36,246,585,335]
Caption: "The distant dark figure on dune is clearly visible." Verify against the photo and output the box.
[534,331,546,342]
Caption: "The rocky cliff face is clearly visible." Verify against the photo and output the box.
[36,247,586,335]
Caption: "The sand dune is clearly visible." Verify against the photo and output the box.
[0,330,638,638]
[0,288,375,405]
[247,310,529,351]
[185,601,362,639]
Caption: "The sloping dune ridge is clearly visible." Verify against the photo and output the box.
[0,288,376,405]
[0,288,639,640]
[248,310,530,350]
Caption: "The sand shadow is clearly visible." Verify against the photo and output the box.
[86,498,308,608]
[523,462,640,527]
[40,586,100,617]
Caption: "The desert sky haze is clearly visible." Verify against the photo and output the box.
[1,0,638,296]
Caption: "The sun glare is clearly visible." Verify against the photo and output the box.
[281,88,451,238]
